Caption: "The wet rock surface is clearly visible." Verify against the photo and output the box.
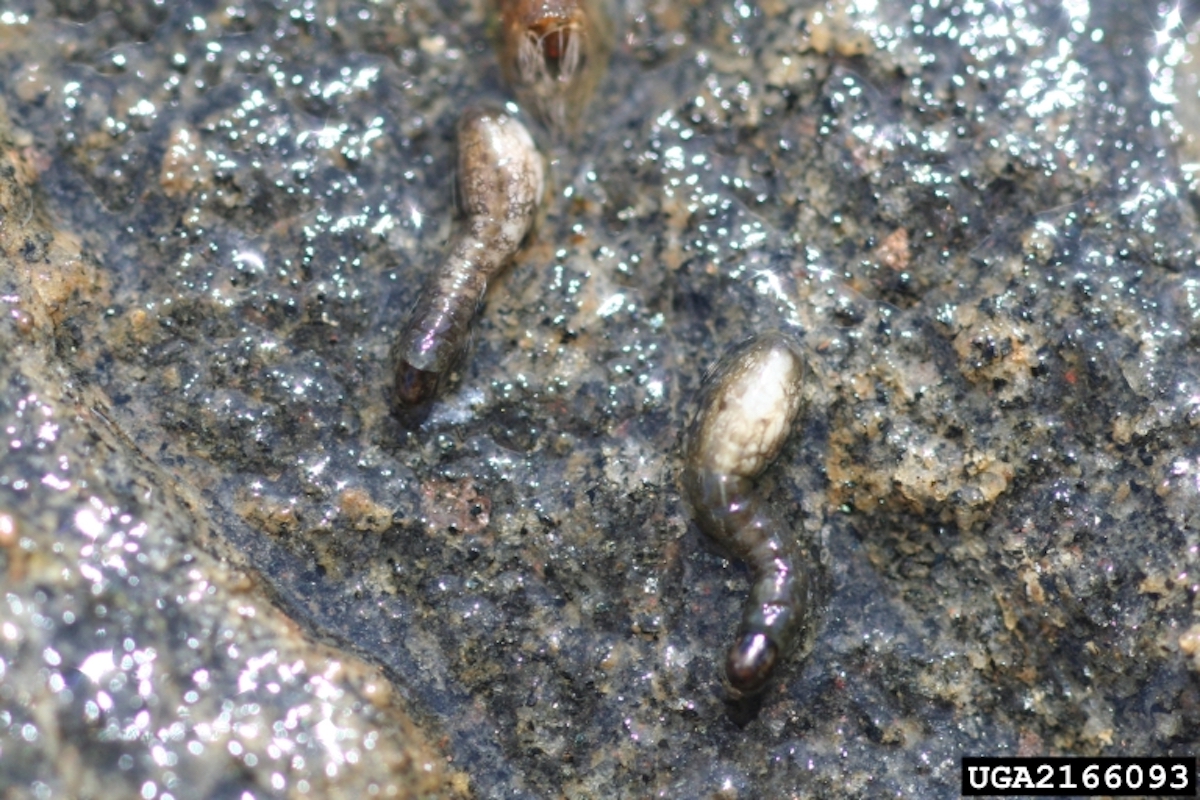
[2,0,1200,797]
[0,108,453,797]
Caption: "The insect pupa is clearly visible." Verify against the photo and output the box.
[681,331,815,697]
[495,0,613,133]
[390,105,544,414]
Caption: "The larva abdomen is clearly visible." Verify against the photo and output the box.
[681,331,812,696]
[390,106,544,414]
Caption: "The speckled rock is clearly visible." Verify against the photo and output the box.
[2,0,1200,797]
[0,107,456,798]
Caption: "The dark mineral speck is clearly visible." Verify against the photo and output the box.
[2,0,1200,796]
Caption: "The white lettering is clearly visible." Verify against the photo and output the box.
[1011,766,1034,789]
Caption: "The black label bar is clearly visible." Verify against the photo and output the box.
[961,757,1196,797]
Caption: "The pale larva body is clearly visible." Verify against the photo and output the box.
[681,331,813,696]
[496,0,613,133]
[390,106,544,413]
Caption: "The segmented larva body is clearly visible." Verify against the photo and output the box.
[390,106,544,412]
[496,0,612,133]
[682,331,812,696]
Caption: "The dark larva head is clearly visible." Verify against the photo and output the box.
[725,632,779,696]
[391,360,440,414]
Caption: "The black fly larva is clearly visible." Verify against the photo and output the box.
[390,105,544,414]
[681,331,814,697]
[496,0,613,133]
